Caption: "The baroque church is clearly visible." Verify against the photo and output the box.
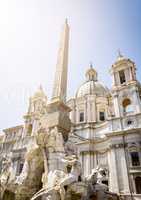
[0,20,141,200]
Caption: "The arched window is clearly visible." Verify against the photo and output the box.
[135,177,141,194]
[122,98,133,113]
[130,152,140,166]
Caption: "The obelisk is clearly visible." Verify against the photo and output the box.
[41,20,71,175]
[52,19,69,103]
[45,20,71,141]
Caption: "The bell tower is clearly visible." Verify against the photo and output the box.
[24,86,47,136]
[110,52,141,118]
[111,51,137,87]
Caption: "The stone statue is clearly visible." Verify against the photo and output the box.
[85,166,109,200]
[35,125,65,189]
[31,170,65,200]
[86,167,98,185]
[86,166,108,187]
[29,122,117,200]
[57,155,82,200]
[97,167,108,185]
[30,155,82,200]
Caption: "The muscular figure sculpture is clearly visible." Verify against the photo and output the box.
[86,167,99,185]
[30,155,81,200]
[86,166,108,186]
[58,155,82,200]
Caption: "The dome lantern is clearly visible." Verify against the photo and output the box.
[85,63,98,81]
[117,49,124,61]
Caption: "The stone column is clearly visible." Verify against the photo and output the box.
[116,147,130,193]
[108,148,119,193]
[133,89,141,113]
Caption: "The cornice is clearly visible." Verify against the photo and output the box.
[3,125,23,133]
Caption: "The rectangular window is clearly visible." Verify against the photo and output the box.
[131,152,140,166]
[79,112,84,122]
[100,112,105,121]
[119,70,126,84]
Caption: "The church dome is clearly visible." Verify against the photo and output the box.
[32,85,47,99]
[76,65,109,98]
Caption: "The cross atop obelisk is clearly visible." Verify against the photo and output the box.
[52,19,69,103]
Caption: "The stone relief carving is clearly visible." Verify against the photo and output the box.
[36,126,65,152]
[64,140,78,156]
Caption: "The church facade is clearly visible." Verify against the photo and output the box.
[0,21,141,200]
[68,56,141,198]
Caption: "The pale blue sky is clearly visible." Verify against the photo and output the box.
[0,0,141,131]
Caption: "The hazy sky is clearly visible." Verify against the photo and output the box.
[0,0,141,131]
